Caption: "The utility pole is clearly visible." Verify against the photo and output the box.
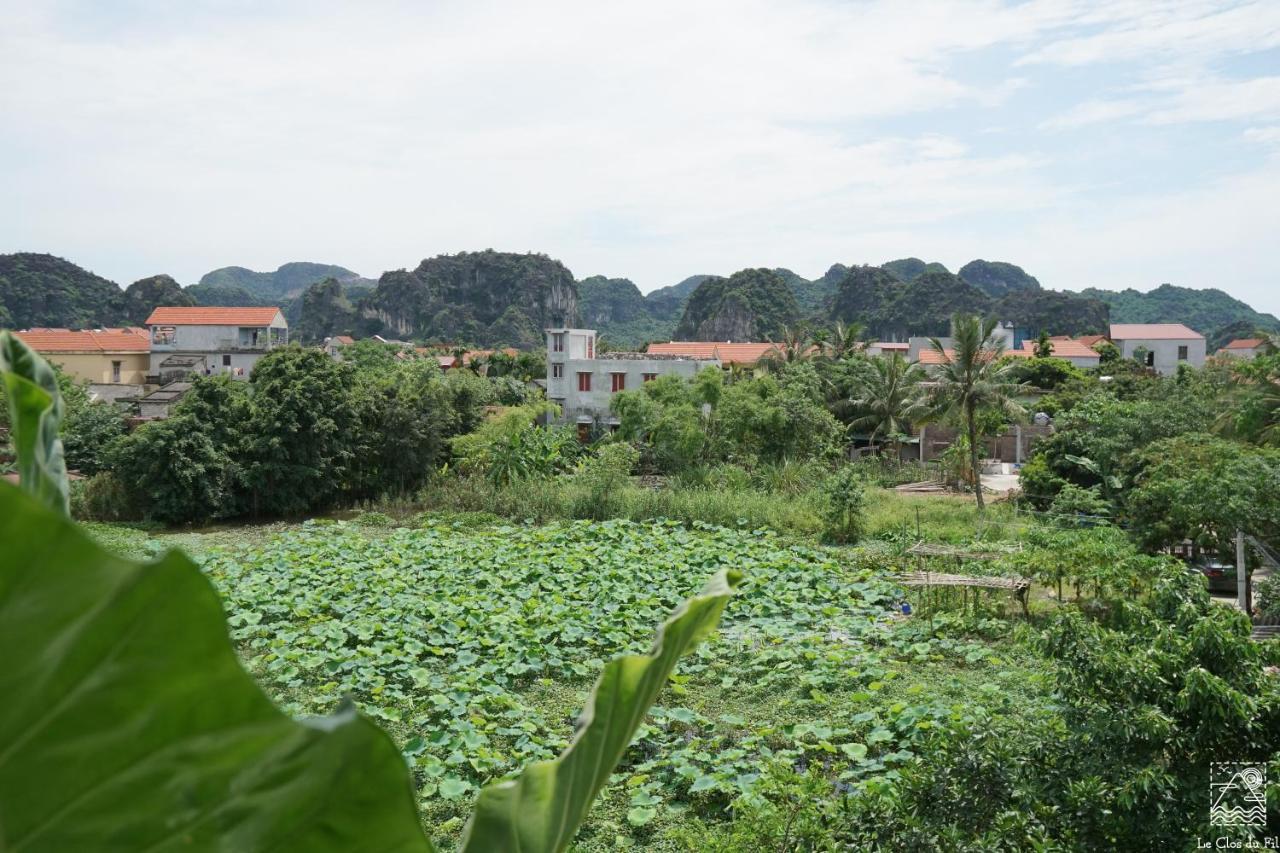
[1236,530,1248,613]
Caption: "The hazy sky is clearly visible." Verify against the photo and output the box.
[3,0,1279,313]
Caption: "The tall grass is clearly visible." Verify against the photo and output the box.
[417,474,825,534]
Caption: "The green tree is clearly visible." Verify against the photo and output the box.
[847,352,926,456]
[922,315,1025,511]
[61,401,126,475]
[1126,434,1280,555]
[243,347,358,516]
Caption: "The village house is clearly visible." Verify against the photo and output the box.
[13,327,151,402]
[547,329,715,435]
[1108,323,1205,375]
[1217,338,1266,359]
[145,306,287,383]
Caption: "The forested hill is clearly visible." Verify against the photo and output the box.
[1081,283,1280,350]
[198,262,374,300]
[3,250,1276,352]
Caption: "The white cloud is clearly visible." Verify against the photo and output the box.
[0,0,1277,316]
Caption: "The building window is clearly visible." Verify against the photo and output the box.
[111,361,122,383]
[223,354,232,367]
[552,333,565,353]
[587,337,594,359]
[577,372,592,392]
[1146,351,1155,367]
[552,363,564,379]
[153,326,175,345]
[642,373,658,383]
[610,372,626,392]
[1177,345,1188,361]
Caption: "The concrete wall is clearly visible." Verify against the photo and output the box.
[39,351,149,385]
[546,328,715,424]
[548,357,708,424]
[1114,337,1206,375]
[906,423,1053,464]
[89,383,147,403]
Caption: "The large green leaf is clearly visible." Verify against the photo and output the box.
[460,568,741,853]
[0,481,435,853]
[0,331,69,515]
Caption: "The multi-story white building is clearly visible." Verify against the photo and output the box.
[1109,323,1205,375]
[145,306,288,383]
[545,328,716,433]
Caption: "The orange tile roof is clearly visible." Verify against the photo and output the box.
[1224,338,1263,349]
[333,335,355,345]
[145,306,283,326]
[647,341,781,365]
[1016,339,1100,359]
[15,328,150,353]
[1109,323,1202,341]
[1074,334,1107,347]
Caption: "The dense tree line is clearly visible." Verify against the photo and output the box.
[76,342,501,523]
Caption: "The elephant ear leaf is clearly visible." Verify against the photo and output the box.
[0,330,69,515]
[0,483,436,853]
[459,569,741,853]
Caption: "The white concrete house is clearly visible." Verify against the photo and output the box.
[545,328,715,434]
[1109,323,1205,375]
[146,306,288,382]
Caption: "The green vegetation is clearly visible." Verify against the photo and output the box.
[7,317,1280,849]
[360,250,577,347]
[957,259,1041,297]
[673,268,801,342]
[0,334,740,852]
[0,252,130,329]
[577,275,674,349]
[1083,282,1280,350]
[198,261,371,300]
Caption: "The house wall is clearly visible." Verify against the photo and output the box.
[149,320,287,378]
[38,351,149,385]
[549,358,708,424]
[905,423,1053,464]
[1114,337,1206,375]
[546,328,714,424]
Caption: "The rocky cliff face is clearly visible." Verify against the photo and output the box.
[958,260,1041,297]
[674,269,800,341]
[359,250,578,345]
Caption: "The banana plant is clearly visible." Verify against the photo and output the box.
[0,331,739,852]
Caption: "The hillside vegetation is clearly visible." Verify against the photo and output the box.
[2,251,1275,353]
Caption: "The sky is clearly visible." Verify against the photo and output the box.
[2,0,1279,314]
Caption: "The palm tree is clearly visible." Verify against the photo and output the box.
[825,321,865,361]
[848,353,927,457]
[922,315,1027,512]
[759,325,813,372]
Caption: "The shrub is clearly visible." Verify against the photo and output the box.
[1047,483,1111,523]
[818,465,867,543]
[569,442,640,520]
[1257,574,1280,619]
[70,471,139,522]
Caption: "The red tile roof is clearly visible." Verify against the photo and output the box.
[332,335,355,345]
[1074,334,1107,347]
[15,328,150,353]
[1109,323,1203,341]
[1014,339,1100,359]
[647,341,786,365]
[145,307,283,326]
[1223,338,1263,349]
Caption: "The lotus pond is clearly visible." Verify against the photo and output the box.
[95,516,1055,849]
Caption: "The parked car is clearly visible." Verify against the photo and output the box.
[1187,557,1240,594]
